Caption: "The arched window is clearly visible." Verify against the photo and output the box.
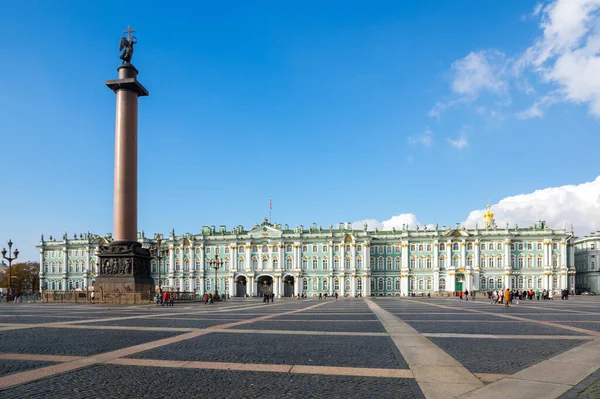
[357,245,362,252]
[394,257,400,270]
[418,257,424,268]
[345,257,351,269]
[439,243,445,251]
[480,276,486,290]
[312,278,318,291]
[286,245,292,252]
[426,279,432,290]
[467,242,473,250]
[439,257,445,269]
[334,278,340,291]
[323,245,328,252]
[262,245,268,253]
[452,256,460,267]
[345,244,351,252]
[497,256,503,268]
[452,243,459,251]
[312,245,318,252]
[395,279,401,290]
[302,278,308,292]
[537,256,543,268]
[273,259,278,269]
[386,278,392,291]
[489,256,495,268]
[467,257,473,267]
[386,258,392,270]
[410,278,415,291]
[312,258,318,270]
[527,256,533,268]
[238,258,245,269]
[439,278,446,291]
[356,256,362,269]
[518,256,524,268]
[488,278,495,289]
[552,256,558,268]
[357,278,362,292]
[378,257,384,270]
[410,257,416,268]
[426,257,432,269]
[345,278,351,292]
[378,278,384,290]
[334,257,340,270]
[527,276,533,289]
[252,259,258,269]
[323,279,328,291]
[537,276,543,288]
[518,276,524,289]
[302,258,308,269]
[206,279,212,292]
[285,257,292,270]
[497,277,503,289]
[323,258,328,270]
[370,257,375,268]
[262,258,268,269]
[418,279,424,290]
[481,256,486,268]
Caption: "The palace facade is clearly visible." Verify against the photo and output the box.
[37,207,577,296]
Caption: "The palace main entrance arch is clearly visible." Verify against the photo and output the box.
[283,275,295,297]
[236,276,247,297]
[256,275,273,297]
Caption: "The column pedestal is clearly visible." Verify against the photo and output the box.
[95,241,154,294]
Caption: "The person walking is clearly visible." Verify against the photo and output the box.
[504,288,511,307]
[90,291,95,304]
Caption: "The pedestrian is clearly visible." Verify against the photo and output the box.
[335,292,339,300]
[504,288,510,307]
[90,291,95,304]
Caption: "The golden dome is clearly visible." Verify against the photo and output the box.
[483,204,494,221]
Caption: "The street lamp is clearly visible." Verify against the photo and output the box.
[149,237,168,294]
[208,254,224,300]
[2,240,19,297]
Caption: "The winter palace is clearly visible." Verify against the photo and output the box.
[37,207,578,296]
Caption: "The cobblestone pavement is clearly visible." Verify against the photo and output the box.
[0,296,599,398]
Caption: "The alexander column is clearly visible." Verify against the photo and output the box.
[95,26,154,295]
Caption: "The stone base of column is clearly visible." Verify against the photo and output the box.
[95,241,154,296]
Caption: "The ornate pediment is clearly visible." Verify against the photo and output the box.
[248,222,283,239]
[445,229,470,237]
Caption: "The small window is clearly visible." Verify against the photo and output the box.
[481,243,486,251]
[357,244,362,252]
[418,244,423,252]
[347,245,352,252]
[467,243,473,250]
[323,245,328,252]
[286,245,292,252]
[527,243,533,250]
[302,245,307,252]
[537,243,542,250]
[497,243,502,250]
[452,243,459,251]
[426,244,432,252]
[312,245,318,252]
[518,244,524,251]
[439,243,445,251]
[410,244,415,251]
[334,245,339,252]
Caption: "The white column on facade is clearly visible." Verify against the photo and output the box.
[231,246,237,271]
[279,244,284,270]
[351,275,356,297]
[473,240,481,291]
[190,247,196,272]
[293,245,299,270]
[560,240,568,289]
[433,241,439,292]
[62,247,68,291]
[363,275,371,296]
[461,240,470,291]
[401,241,409,295]
[248,276,254,296]
[446,241,455,292]
[328,273,334,296]
[351,243,356,270]
[245,244,251,271]
[340,243,345,271]
[168,247,175,287]
[229,276,235,297]
[198,277,204,296]
[340,275,345,297]
[39,249,45,292]
[362,242,369,271]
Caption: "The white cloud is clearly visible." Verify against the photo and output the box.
[352,214,420,231]
[408,127,433,147]
[516,92,561,119]
[447,132,469,149]
[451,50,508,98]
[518,0,600,117]
[463,175,600,236]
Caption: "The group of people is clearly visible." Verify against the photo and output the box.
[155,292,175,306]
[484,288,566,307]
[457,290,477,300]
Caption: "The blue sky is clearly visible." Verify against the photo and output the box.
[1,0,599,262]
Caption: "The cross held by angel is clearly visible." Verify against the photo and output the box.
[119,25,137,64]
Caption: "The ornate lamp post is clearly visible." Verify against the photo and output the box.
[2,240,19,297]
[149,237,168,294]
[208,254,224,299]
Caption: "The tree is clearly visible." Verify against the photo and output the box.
[0,262,39,293]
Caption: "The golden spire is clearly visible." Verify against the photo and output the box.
[483,204,494,222]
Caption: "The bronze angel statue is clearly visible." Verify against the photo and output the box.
[119,28,137,64]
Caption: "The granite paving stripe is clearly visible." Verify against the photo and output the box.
[212,328,388,337]
[462,337,600,398]
[406,321,587,336]
[366,299,483,398]
[0,354,83,362]
[228,320,386,332]
[557,322,600,332]
[127,331,406,369]
[423,333,594,340]
[0,299,329,390]
[401,298,600,337]
[473,373,508,383]
[429,337,589,375]
[0,364,425,399]
[80,318,227,328]
[0,360,59,378]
